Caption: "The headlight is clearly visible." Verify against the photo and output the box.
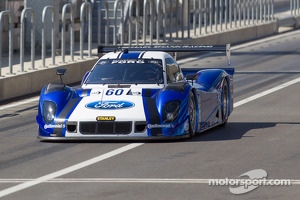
[162,100,181,122]
[43,101,56,123]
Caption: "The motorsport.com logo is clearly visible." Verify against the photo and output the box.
[208,169,291,194]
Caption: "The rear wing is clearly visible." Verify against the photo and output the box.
[98,44,231,67]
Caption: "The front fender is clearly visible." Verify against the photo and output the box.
[36,83,79,137]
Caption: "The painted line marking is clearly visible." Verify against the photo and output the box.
[233,77,300,107]
[0,143,144,198]
[178,30,300,65]
[0,96,39,111]
[0,178,299,184]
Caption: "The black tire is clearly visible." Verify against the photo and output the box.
[220,79,229,127]
[188,92,197,137]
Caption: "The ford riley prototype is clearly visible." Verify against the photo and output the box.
[36,45,234,140]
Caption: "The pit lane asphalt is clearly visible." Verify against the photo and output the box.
[0,30,300,199]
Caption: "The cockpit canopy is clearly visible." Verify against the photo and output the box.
[84,59,164,85]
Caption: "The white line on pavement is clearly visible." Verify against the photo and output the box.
[178,30,300,65]
[0,96,39,111]
[233,77,300,107]
[0,178,299,184]
[0,143,144,198]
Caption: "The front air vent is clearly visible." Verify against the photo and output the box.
[135,121,147,132]
[66,122,77,133]
[80,121,132,134]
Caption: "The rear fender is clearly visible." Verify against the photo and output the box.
[182,68,234,77]
[183,68,234,91]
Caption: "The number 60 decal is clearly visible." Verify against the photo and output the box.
[105,89,124,96]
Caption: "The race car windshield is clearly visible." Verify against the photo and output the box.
[85,59,164,84]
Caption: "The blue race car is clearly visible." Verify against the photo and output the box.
[36,45,234,140]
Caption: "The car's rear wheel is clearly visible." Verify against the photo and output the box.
[220,79,229,127]
[189,92,197,137]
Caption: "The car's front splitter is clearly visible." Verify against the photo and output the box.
[37,134,190,142]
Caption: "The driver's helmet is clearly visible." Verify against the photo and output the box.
[143,68,159,80]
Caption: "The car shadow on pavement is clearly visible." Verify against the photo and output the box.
[190,122,278,142]
[39,122,299,143]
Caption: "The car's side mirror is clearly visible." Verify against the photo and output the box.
[56,68,66,76]
[56,68,66,84]
[185,73,197,85]
[185,73,197,80]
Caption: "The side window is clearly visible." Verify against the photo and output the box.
[165,58,183,83]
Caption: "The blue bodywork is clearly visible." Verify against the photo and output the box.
[36,67,233,140]
[36,48,234,140]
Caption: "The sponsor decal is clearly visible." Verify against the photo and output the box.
[108,59,162,65]
[44,124,65,129]
[96,116,116,121]
[147,124,174,129]
[86,100,135,110]
[91,90,101,95]
[111,59,145,64]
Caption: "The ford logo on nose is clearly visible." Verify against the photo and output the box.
[86,100,135,110]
